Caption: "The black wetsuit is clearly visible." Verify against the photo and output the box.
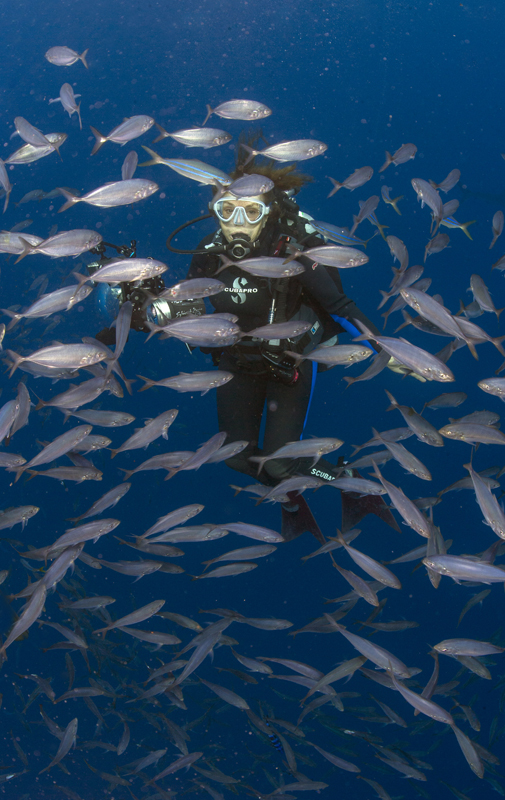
[185,218,381,486]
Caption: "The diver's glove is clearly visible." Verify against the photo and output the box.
[261,348,299,386]
[387,356,427,382]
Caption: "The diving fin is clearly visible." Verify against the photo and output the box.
[281,491,325,544]
[340,467,400,533]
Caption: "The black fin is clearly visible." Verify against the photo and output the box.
[341,467,400,534]
[281,492,325,544]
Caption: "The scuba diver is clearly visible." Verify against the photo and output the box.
[93,148,403,540]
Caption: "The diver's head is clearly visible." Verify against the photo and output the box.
[212,192,271,245]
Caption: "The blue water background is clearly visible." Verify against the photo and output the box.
[1,1,505,798]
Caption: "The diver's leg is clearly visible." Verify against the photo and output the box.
[216,354,273,483]
[261,360,316,482]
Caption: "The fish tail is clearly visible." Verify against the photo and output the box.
[80,49,89,69]
[376,221,389,241]
[461,220,476,240]
[3,189,10,214]
[391,195,403,215]
[6,349,23,377]
[379,151,392,173]
[57,188,80,213]
[202,104,213,126]
[76,102,82,131]
[35,399,47,411]
[240,144,256,166]
[496,307,505,321]
[455,299,466,317]
[1,310,21,331]
[164,469,178,481]
[152,123,169,144]
[377,290,390,310]
[384,389,397,410]
[492,335,505,357]
[327,178,342,198]
[13,237,35,264]
[466,340,479,360]
[120,469,136,483]
[26,470,38,481]
[110,450,118,460]
[137,375,154,392]
[349,216,358,236]
[90,126,107,156]
[139,145,162,167]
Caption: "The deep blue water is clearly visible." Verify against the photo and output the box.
[1,1,505,798]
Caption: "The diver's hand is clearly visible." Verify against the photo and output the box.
[387,356,427,382]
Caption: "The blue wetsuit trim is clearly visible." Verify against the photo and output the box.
[331,314,377,353]
[300,362,318,438]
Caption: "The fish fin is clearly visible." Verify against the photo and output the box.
[202,104,213,126]
[341,475,401,533]
[76,102,82,131]
[379,151,392,173]
[281,492,324,544]
[118,468,133,481]
[13,237,35,264]
[377,290,391,310]
[461,220,476,240]
[57,188,80,213]
[5,350,23,378]
[136,375,153,392]
[376,221,389,241]
[496,307,505,321]
[391,195,403,215]
[491,335,505,357]
[90,126,107,156]
[240,144,256,167]
[327,178,342,199]
[80,49,89,69]
[152,123,170,144]
[109,450,118,460]
[384,389,397,410]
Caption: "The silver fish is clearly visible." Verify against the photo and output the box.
[227,173,274,197]
[121,151,138,180]
[64,409,135,427]
[286,243,369,269]
[379,143,417,172]
[250,437,343,474]
[7,342,108,377]
[354,321,455,382]
[327,166,373,197]
[45,46,89,67]
[49,83,82,129]
[2,285,92,328]
[423,392,467,410]
[434,639,504,656]
[490,210,504,249]
[149,315,241,348]
[327,620,414,677]
[385,390,444,446]
[469,274,503,319]
[94,599,165,635]
[0,159,12,213]
[58,179,158,212]
[203,99,271,124]
[423,554,505,583]
[372,428,432,480]
[110,409,178,458]
[140,147,231,185]
[224,522,284,543]
[165,431,228,479]
[411,178,444,232]
[35,376,110,410]
[14,117,63,158]
[372,462,432,538]
[424,233,450,262]
[160,277,224,301]
[79,257,167,285]
[90,116,155,155]
[0,233,43,254]
[16,229,103,262]
[154,125,231,148]
[0,505,39,531]
[5,134,67,165]
[39,715,77,774]
[242,139,327,165]
[350,195,380,235]
[287,344,372,367]
[478,377,505,401]
[439,422,505,445]
[216,254,304,279]
[193,563,257,579]
[463,461,505,539]
[138,370,233,394]
[429,168,461,193]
